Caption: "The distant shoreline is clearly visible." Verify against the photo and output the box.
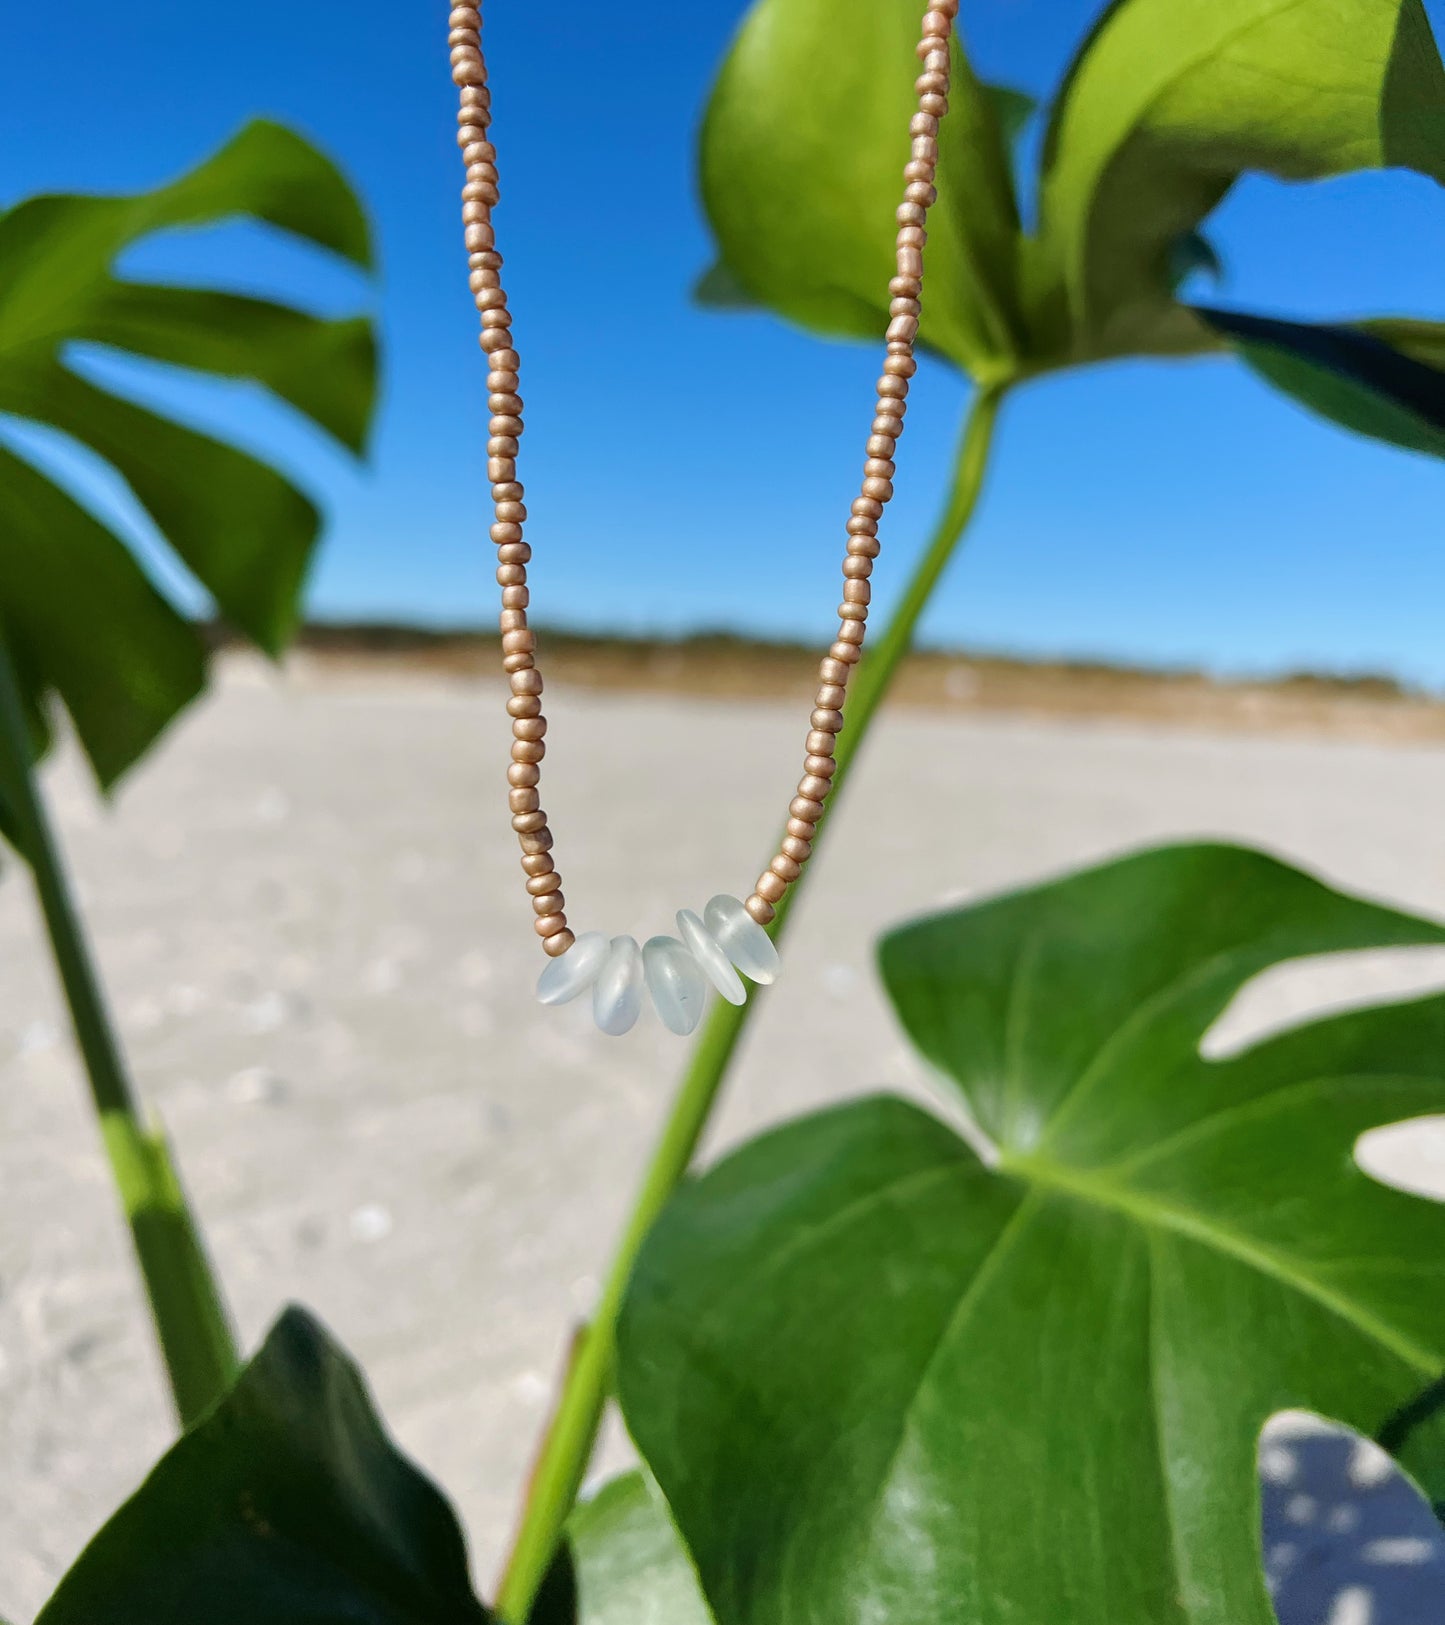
[213,621,1445,745]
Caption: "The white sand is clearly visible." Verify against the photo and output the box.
[2,656,1444,1619]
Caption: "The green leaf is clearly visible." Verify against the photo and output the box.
[565,1473,713,1625]
[1379,1375,1445,1520]
[617,843,1445,1625]
[0,119,377,805]
[982,84,1037,151]
[1167,230,1223,293]
[699,0,1029,377]
[1036,0,1445,360]
[37,1306,492,1625]
[1199,306,1445,459]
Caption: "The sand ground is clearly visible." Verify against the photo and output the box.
[2,656,1444,1622]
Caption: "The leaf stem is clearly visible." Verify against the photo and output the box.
[0,637,239,1427]
[494,382,1008,1622]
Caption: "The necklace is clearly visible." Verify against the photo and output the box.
[449,0,959,1036]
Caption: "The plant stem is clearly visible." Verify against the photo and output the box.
[0,637,239,1427]
[495,381,1007,1621]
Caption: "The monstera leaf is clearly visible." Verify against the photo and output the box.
[699,0,1030,377]
[1034,0,1445,359]
[551,1473,713,1625]
[1198,308,1445,459]
[617,844,1445,1625]
[699,0,1445,456]
[37,1307,493,1625]
[0,120,376,806]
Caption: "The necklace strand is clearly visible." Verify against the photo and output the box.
[450,0,959,1032]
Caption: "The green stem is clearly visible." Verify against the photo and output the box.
[495,382,1007,1621]
[0,637,239,1427]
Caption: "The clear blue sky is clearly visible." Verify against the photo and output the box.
[3,1,1443,685]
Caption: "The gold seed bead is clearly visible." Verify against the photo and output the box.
[745,895,776,925]
[520,830,554,856]
[527,871,562,896]
[787,816,818,840]
[507,694,541,718]
[770,855,803,884]
[512,739,545,764]
[844,579,871,605]
[843,555,872,579]
[798,773,832,802]
[806,730,835,755]
[502,628,535,654]
[509,763,541,789]
[781,836,812,863]
[811,708,844,732]
[513,716,547,742]
[510,788,540,813]
[533,891,564,915]
[511,670,543,696]
[836,620,866,646]
[756,872,788,904]
[819,657,851,684]
[542,929,576,957]
[534,912,567,937]
[817,683,847,708]
[804,755,836,778]
[521,852,554,876]
[499,609,527,632]
[847,534,881,559]
[502,651,535,673]
[513,811,547,833]
[792,795,826,821]
[497,542,531,563]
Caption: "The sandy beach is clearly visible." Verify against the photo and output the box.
[3,654,1444,1621]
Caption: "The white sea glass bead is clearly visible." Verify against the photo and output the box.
[643,935,709,1036]
[593,935,644,1036]
[676,909,747,1005]
[535,931,609,1005]
[704,893,781,985]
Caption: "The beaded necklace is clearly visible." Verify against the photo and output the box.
[449,0,959,1035]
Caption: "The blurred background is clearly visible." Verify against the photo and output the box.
[3,3,1445,1623]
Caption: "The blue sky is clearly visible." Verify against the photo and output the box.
[3,1,1443,685]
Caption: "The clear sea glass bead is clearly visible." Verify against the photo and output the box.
[593,935,644,1036]
[643,935,709,1036]
[676,909,747,1005]
[535,931,609,1005]
[704,893,781,985]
